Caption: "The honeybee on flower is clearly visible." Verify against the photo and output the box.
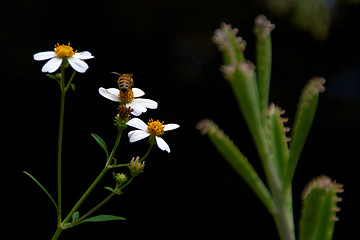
[99,73,157,116]
[112,72,134,93]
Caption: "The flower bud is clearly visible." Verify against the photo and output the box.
[129,156,145,176]
[114,105,133,128]
[113,172,128,186]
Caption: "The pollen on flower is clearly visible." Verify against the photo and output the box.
[147,119,165,136]
[119,89,134,103]
[54,43,77,58]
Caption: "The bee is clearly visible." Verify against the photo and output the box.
[111,72,134,93]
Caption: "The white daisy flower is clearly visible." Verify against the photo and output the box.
[126,118,179,153]
[98,87,158,116]
[33,43,94,73]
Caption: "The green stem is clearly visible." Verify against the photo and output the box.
[51,226,63,240]
[64,71,76,92]
[68,176,135,229]
[118,176,134,190]
[111,143,153,169]
[140,143,154,162]
[61,128,123,226]
[57,63,66,225]
[71,192,116,228]
[272,189,295,240]
[259,132,294,240]
[111,163,130,169]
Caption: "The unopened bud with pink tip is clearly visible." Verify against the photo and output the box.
[129,156,145,176]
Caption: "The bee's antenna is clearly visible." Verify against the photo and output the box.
[111,72,121,76]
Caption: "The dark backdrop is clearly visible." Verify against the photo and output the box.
[3,0,359,239]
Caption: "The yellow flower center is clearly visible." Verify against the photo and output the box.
[119,89,134,103]
[54,43,77,58]
[147,119,165,136]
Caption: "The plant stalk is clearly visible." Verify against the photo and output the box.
[56,63,67,225]
[61,128,123,226]
[70,176,135,228]
[72,192,116,227]
[140,143,154,162]
[51,129,123,239]
[272,188,295,240]
[51,226,63,240]
[260,131,295,240]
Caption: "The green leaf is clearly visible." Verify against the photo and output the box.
[230,64,270,168]
[213,21,281,196]
[285,78,325,185]
[91,133,109,159]
[197,119,275,215]
[213,22,268,169]
[104,186,122,195]
[71,83,76,91]
[72,211,79,222]
[81,215,125,223]
[254,16,274,123]
[299,175,342,240]
[267,104,289,180]
[23,171,57,209]
[104,186,114,192]
[46,73,60,81]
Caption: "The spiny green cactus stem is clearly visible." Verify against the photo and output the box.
[285,77,326,186]
[267,104,290,181]
[299,175,343,240]
[199,15,341,240]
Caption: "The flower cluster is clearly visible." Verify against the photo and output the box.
[99,74,179,153]
[33,42,179,240]
[34,44,179,153]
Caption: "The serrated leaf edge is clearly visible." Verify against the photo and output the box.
[299,77,325,108]
[301,175,343,221]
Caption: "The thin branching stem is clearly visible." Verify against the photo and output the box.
[62,129,123,224]
[51,128,123,240]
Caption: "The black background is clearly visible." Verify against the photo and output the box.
[3,0,360,239]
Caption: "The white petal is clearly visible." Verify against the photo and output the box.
[106,88,120,96]
[128,130,150,143]
[164,123,180,131]
[128,106,143,116]
[127,102,147,116]
[126,118,148,131]
[131,98,158,109]
[98,87,120,102]
[132,88,145,97]
[34,51,56,61]
[67,57,89,73]
[128,130,137,139]
[155,136,170,153]
[74,51,94,60]
[41,57,63,73]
